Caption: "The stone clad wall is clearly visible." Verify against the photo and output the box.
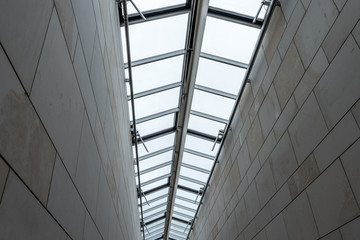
[190,0,360,239]
[0,0,140,239]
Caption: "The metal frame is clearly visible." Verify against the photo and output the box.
[200,52,249,68]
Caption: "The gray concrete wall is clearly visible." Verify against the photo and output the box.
[190,0,360,239]
[0,0,140,239]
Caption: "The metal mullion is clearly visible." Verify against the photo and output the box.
[195,84,237,99]
[133,108,179,124]
[139,193,168,206]
[182,162,210,174]
[140,174,171,187]
[143,202,168,215]
[183,148,215,160]
[179,175,206,186]
[190,110,228,124]
[144,211,166,222]
[139,184,169,198]
[173,210,193,220]
[128,82,182,100]
[138,146,174,161]
[176,195,198,205]
[138,161,172,175]
[177,185,199,195]
[174,204,197,213]
[125,50,186,68]
[200,52,249,69]
[187,128,217,142]
[207,7,263,28]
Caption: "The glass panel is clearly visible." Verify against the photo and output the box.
[171,219,188,228]
[135,132,175,157]
[142,194,168,211]
[121,14,188,62]
[201,16,260,63]
[143,205,167,218]
[173,206,195,217]
[137,114,175,137]
[184,135,219,156]
[196,57,246,95]
[210,0,265,17]
[144,212,165,222]
[188,114,226,137]
[172,213,190,222]
[127,0,186,14]
[139,151,173,172]
[180,166,209,183]
[174,197,198,210]
[141,178,169,192]
[147,219,165,229]
[178,178,203,191]
[182,152,214,171]
[140,164,171,183]
[133,87,180,120]
[176,189,197,201]
[192,89,235,119]
[142,188,169,202]
[131,55,184,93]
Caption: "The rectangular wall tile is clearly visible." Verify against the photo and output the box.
[259,85,281,138]
[0,171,67,240]
[273,42,305,109]
[0,0,53,92]
[255,161,276,207]
[262,49,281,94]
[314,112,360,171]
[31,10,85,179]
[340,216,360,240]
[288,92,328,164]
[315,35,360,128]
[246,116,264,161]
[0,157,9,201]
[266,213,288,240]
[307,160,359,236]
[244,181,261,221]
[83,212,102,240]
[294,0,338,68]
[273,96,298,141]
[48,156,86,240]
[0,46,56,205]
[352,20,360,47]
[269,181,291,216]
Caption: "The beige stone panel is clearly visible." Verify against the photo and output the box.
[273,42,305,109]
[322,0,360,62]
[340,217,360,240]
[259,85,281,138]
[0,46,56,205]
[353,100,360,127]
[288,93,328,164]
[255,161,276,207]
[247,156,260,184]
[239,84,254,123]
[244,181,261,221]
[294,0,338,68]
[54,0,78,60]
[269,131,298,189]
[307,160,359,236]
[249,46,268,97]
[266,213,288,240]
[0,0,53,92]
[273,96,298,142]
[258,130,276,166]
[262,49,281,94]
[294,47,329,108]
[333,0,347,11]
[341,138,360,206]
[353,20,360,47]
[237,140,251,179]
[315,35,360,128]
[246,116,264,161]
[0,157,9,201]
[283,192,319,240]
[262,7,287,64]
[288,154,320,199]
[269,183,291,216]
[320,230,342,240]
[31,11,85,179]
[314,112,360,172]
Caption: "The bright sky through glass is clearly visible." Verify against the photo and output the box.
[127,0,186,14]
[210,0,265,17]
[201,16,260,63]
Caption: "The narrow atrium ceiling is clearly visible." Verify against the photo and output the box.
[118,0,272,239]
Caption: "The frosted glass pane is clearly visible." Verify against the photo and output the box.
[127,0,186,14]
[140,165,171,183]
[184,135,219,157]
[131,55,184,93]
[121,14,188,62]
[176,189,197,201]
[141,178,169,192]
[142,188,169,202]
[182,152,214,171]
[188,114,226,137]
[137,114,175,137]
[139,151,173,172]
[196,57,246,95]
[192,89,235,119]
[173,206,195,217]
[174,198,198,210]
[178,178,203,191]
[136,133,175,156]
[134,87,180,119]
[143,206,167,218]
[210,0,266,17]
[202,17,260,63]
[180,166,209,183]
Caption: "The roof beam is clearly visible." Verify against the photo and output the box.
[163,0,210,238]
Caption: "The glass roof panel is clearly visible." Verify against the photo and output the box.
[131,55,184,94]
[140,164,171,183]
[196,57,246,95]
[180,166,209,183]
[135,132,175,157]
[178,178,203,191]
[127,0,186,15]
[139,150,173,172]
[209,0,265,17]
[141,178,169,192]
[182,152,214,171]
[137,114,175,137]
[201,16,260,63]
[173,206,195,217]
[184,135,219,156]
[121,14,188,62]
[142,188,169,202]
[188,114,226,137]
[143,205,167,218]
[176,189,197,201]
[191,89,235,119]
[132,87,180,120]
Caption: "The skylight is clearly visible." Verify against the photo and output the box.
[119,0,272,239]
